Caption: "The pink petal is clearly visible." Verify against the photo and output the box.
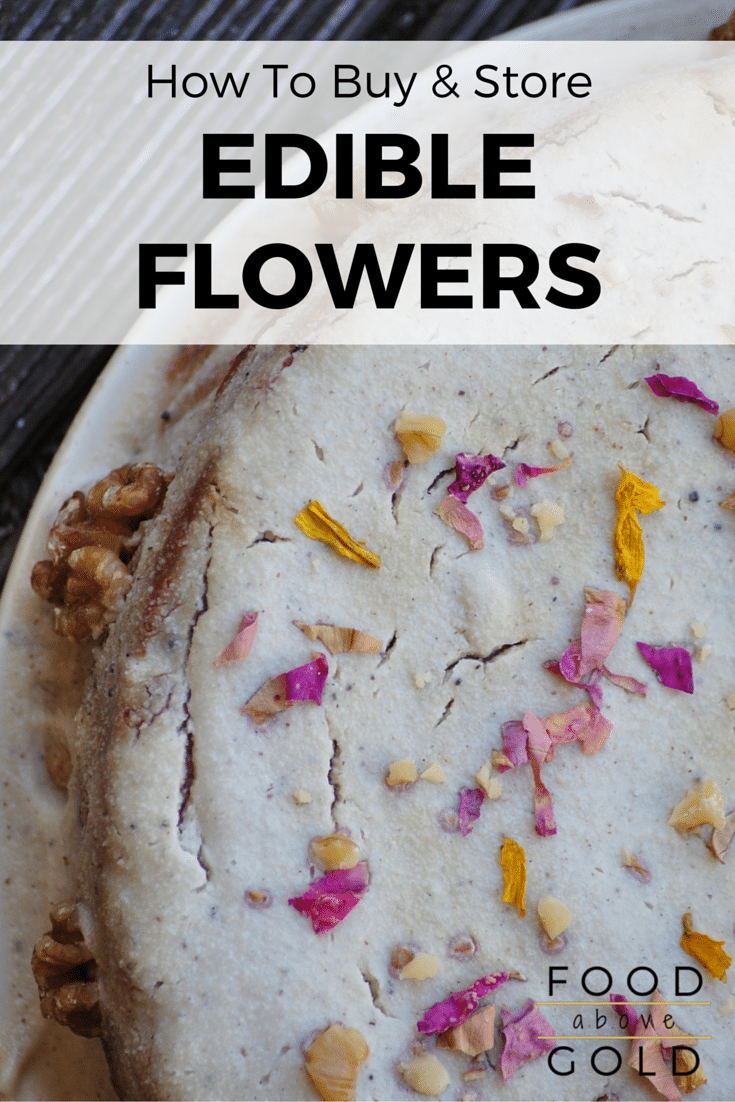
[602,667,648,696]
[435,495,484,550]
[636,643,693,694]
[499,999,556,1081]
[499,720,529,769]
[578,589,626,678]
[645,372,719,416]
[458,787,485,835]
[288,862,369,934]
[214,611,259,665]
[530,758,557,837]
[284,652,329,703]
[514,459,572,489]
[418,974,512,1035]
[448,452,505,503]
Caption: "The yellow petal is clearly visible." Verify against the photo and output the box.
[500,837,526,917]
[680,913,731,982]
[613,466,665,603]
[294,501,381,568]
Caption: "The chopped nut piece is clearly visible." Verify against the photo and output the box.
[44,733,72,790]
[549,438,571,461]
[245,889,272,910]
[696,645,712,663]
[530,500,565,542]
[448,934,478,959]
[304,1023,369,1102]
[399,1053,450,1096]
[714,406,735,453]
[726,693,735,711]
[293,789,312,805]
[413,671,433,689]
[31,902,101,1038]
[673,1045,707,1093]
[390,945,416,974]
[537,896,573,940]
[622,848,652,883]
[438,1005,496,1056]
[309,834,361,872]
[512,516,530,534]
[421,762,446,784]
[400,953,440,981]
[394,409,446,464]
[690,621,707,640]
[475,762,502,800]
[31,464,169,641]
[385,758,418,787]
[669,779,726,832]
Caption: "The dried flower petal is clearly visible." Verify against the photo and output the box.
[293,622,381,654]
[435,495,484,550]
[514,459,572,488]
[613,467,665,603]
[304,1023,369,1101]
[548,589,643,706]
[680,913,731,982]
[637,643,693,694]
[288,863,369,934]
[615,990,687,1102]
[438,1005,496,1056]
[499,999,556,1082]
[418,974,513,1035]
[394,409,446,463]
[458,787,485,835]
[622,849,652,883]
[709,809,735,863]
[500,837,526,916]
[645,373,719,416]
[669,779,726,832]
[242,653,329,724]
[213,611,259,666]
[448,452,505,502]
[293,501,381,568]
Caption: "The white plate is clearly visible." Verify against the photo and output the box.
[1,3,733,1098]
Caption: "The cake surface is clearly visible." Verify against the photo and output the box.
[29,345,735,1099]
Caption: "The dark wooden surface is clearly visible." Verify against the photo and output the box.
[0,0,594,593]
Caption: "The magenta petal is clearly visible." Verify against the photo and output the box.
[636,643,694,693]
[458,787,485,835]
[284,652,329,703]
[448,452,505,503]
[611,993,638,1036]
[500,720,529,768]
[418,974,511,1035]
[514,459,572,489]
[500,999,556,1082]
[288,862,369,934]
[645,372,719,416]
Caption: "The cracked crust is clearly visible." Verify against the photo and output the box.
[67,344,735,1100]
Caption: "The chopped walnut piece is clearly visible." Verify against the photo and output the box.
[400,953,440,981]
[394,410,446,464]
[399,1053,450,1096]
[669,779,726,832]
[304,1023,369,1101]
[31,463,169,641]
[530,499,565,542]
[537,896,573,940]
[31,902,101,1038]
[309,834,361,872]
[385,758,418,786]
[421,762,446,784]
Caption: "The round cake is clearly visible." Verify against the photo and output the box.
[22,344,735,1100]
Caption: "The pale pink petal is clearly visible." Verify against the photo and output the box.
[214,611,259,666]
[499,999,556,1081]
[435,495,484,550]
[602,667,648,696]
[578,589,626,678]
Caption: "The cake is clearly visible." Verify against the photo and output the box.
[22,343,735,1101]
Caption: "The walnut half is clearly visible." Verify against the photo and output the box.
[31,902,101,1038]
[31,463,169,642]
